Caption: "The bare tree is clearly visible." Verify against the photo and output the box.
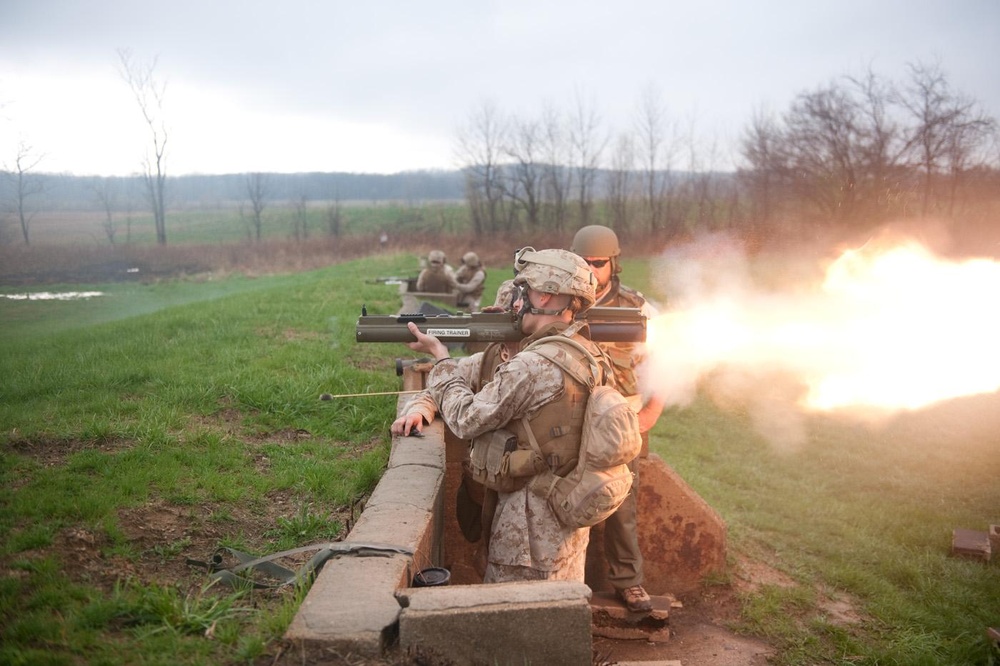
[634,85,673,233]
[568,90,607,227]
[118,48,169,245]
[243,172,269,242]
[455,100,508,234]
[942,112,997,214]
[607,131,636,234]
[291,194,309,241]
[899,60,996,215]
[540,104,572,233]
[326,192,343,237]
[503,115,544,231]
[738,106,785,233]
[778,78,896,224]
[846,67,907,218]
[3,141,45,245]
[89,176,122,244]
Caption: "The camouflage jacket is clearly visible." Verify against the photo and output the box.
[406,321,591,575]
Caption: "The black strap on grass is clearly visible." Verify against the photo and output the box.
[185,541,414,589]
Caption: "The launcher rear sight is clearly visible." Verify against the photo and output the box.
[355,306,646,344]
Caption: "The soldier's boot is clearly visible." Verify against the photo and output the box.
[618,585,653,612]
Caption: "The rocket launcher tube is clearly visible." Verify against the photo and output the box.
[355,306,646,344]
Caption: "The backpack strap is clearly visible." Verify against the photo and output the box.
[523,334,601,390]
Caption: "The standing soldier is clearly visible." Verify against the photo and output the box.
[392,248,609,583]
[571,224,664,612]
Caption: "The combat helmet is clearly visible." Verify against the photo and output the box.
[512,247,597,313]
[461,251,481,268]
[571,225,622,274]
[428,250,446,266]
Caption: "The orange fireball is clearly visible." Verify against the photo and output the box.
[644,239,1000,413]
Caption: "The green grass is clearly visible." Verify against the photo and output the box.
[2,250,999,664]
[0,253,424,665]
[651,390,1000,665]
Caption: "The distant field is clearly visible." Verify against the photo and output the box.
[5,200,472,247]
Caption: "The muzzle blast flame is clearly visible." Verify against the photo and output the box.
[644,237,1000,415]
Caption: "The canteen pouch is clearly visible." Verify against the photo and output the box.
[464,429,541,492]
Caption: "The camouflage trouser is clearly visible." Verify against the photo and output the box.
[484,545,587,583]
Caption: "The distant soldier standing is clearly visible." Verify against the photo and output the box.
[571,224,664,612]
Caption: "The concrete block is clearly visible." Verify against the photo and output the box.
[285,554,411,659]
[398,581,593,666]
[951,528,991,562]
[366,464,443,513]
[388,425,446,470]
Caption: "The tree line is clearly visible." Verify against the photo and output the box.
[4,56,997,249]
[456,61,999,247]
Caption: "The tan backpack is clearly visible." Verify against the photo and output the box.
[521,335,642,528]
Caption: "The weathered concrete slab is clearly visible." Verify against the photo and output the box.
[284,554,411,659]
[387,428,446,470]
[398,581,593,666]
[285,427,445,660]
[364,464,443,514]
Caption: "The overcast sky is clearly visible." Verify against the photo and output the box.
[2,0,998,177]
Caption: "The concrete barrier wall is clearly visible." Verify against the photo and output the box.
[284,415,593,664]
[283,414,445,660]
[285,370,727,662]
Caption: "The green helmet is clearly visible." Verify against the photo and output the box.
[571,225,622,275]
[512,247,597,312]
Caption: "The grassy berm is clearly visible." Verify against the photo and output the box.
[2,251,999,666]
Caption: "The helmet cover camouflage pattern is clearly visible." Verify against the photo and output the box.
[512,248,597,311]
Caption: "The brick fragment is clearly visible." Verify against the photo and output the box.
[951,528,991,563]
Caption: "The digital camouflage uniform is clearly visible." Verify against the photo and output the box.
[594,275,658,593]
[403,320,602,582]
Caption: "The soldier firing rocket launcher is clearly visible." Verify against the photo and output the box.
[355,306,646,344]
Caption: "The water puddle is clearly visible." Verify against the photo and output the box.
[1,291,104,301]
